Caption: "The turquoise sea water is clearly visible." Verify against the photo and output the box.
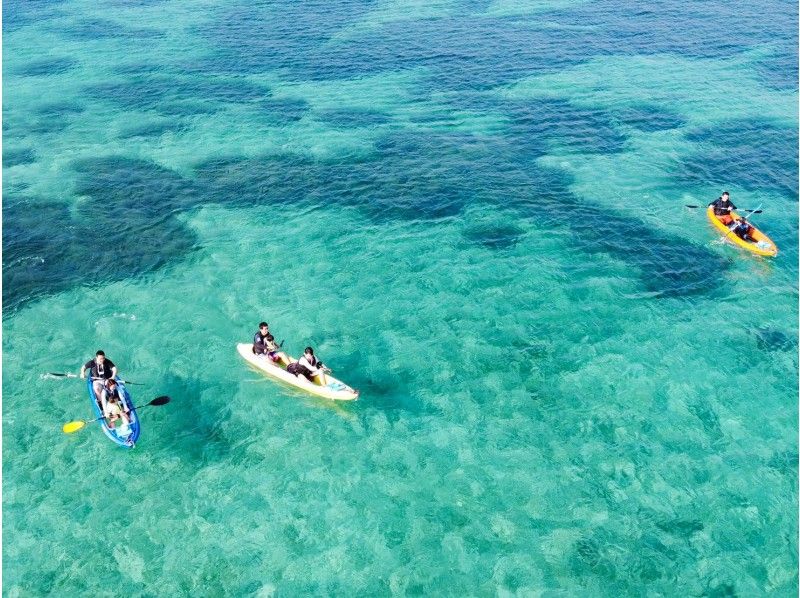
[3,0,798,595]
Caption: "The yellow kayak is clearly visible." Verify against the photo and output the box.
[707,206,778,257]
[236,343,359,401]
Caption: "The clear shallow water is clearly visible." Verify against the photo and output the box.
[3,0,798,595]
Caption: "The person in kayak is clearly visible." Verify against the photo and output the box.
[709,191,736,225]
[287,346,329,385]
[730,217,756,242]
[101,378,131,429]
[253,322,290,366]
[80,350,118,398]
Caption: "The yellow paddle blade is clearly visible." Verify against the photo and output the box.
[63,420,87,434]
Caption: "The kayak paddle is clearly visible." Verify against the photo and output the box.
[130,395,171,411]
[62,396,170,434]
[685,204,762,214]
[45,372,145,385]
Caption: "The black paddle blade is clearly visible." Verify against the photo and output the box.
[149,396,171,406]
[685,204,700,208]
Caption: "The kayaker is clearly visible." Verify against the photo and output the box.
[80,350,118,398]
[101,379,130,428]
[253,322,290,366]
[730,217,756,242]
[288,347,329,385]
[709,191,736,225]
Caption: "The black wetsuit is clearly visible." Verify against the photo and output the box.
[732,220,755,242]
[83,358,116,380]
[710,197,737,216]
[253,331,274,355]
[105,386,123,401]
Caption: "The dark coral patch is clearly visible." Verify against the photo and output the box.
[678,119,799,200]
[118,120,189,139]
[114,62,169,75]
[193,154,313,207]
[64,18,165,41]
[363,186,464,221]
[14,57,78,76]
[463,223,524,250]
[29,117,71,134]
[87,75,270,115]
[3,148,37,167]
[504,99,628,155]
[107,0,168,5]
[3,157,202,311]
[612,105,685,132]
[259,97,311,125]
[472,157,727,297]
[4,0,67,32]
[754,46,799,91]
[316,108,391,129]
[751,326,798,353]
[193,1,369,76]
[156,102,219,116]
[195,143,469,222]
[193,125,727,298]
[191,0,797,103]
[36,101,85,118]
[72,156,202,216]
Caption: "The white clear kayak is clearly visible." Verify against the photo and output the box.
[236,343,359,401]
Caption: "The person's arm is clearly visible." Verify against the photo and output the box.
[100,389,111,417]
[80,360,91,379]
[311,359,327,375]
[111,365,118,379]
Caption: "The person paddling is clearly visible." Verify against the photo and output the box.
[80,350,118,398]
[101,379,131,429]
[253,322,290,366]
[709,191,737,225]
[731,217,756,242]
[289,347,329,386]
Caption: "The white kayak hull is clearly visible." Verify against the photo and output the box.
[236,343,359,401]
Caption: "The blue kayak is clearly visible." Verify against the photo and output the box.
[87,377,140,447]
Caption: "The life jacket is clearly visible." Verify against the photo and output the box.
[253,331,275,353]
[711,197,736,216]
[733,220,753,240]
[87,358,115,379]
[104,383,123,402]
